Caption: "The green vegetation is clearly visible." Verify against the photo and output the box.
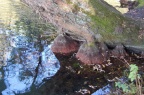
[0,0,57,42]
[11,15,57,42]
[13,18,49,36]
[115,64,144,95]
[138,0,144,7]
[85,0,142,44]
[87,0,128,42]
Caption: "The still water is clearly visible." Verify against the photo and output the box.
[0,0,129,95]
[0,0,60,95]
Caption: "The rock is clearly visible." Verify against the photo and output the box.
[124,7,144,21]
[120,0,128,8]
[128,1,139,11]
[124,45,144,58]
[51,34,80,55]
[120,0,138,10]
[76,42,109,64]
[109,44,127,58]
[22,0,144,65]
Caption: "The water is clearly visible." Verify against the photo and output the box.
[0,0,60,95]
[2,43,60,95]
[1,0,140,95]
[92,84,111,95]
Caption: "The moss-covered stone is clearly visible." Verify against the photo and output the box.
[22,0,144,65]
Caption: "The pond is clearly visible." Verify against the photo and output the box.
[0,0,139,95]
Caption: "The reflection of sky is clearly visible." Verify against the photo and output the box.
[35,45,60,86]
[0,0,60,94]
[92,85,111,95]
[2,64,33,95]
[1,31,60,95]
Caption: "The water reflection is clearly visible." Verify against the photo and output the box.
[0,0,19,27]
[0,29,60,95]
[0,0,59,94]
[92,85,111,95]
[35,45,60,86]
[0,0,40,29]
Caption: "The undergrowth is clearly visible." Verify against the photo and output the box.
[115,64,144,95]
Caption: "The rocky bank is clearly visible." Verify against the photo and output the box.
[22,0,144,65]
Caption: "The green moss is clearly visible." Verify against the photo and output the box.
[138,0,144,7]
[66,0,72,4]
[72,62,80,68]
[88,0,123,31]
[14,18,49,35]
[87,42,95,47]
[85,0,140,43]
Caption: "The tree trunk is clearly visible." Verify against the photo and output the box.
[22,0,144,65]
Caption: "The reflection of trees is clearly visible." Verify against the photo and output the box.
[0,29,11,68]
[0,0,56,41]
[2,34,60,95]
[0,0,61,94]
